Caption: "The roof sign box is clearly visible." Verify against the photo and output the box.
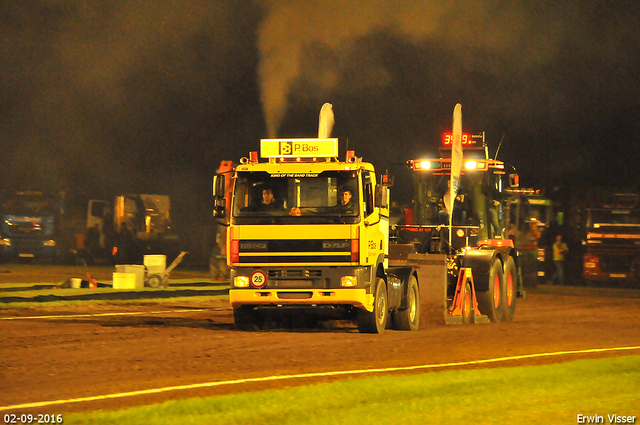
[260,138,338,158]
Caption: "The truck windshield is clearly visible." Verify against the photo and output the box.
[233,170,359,222]
[411,171,503,238]
[2,195,57,216]
[587,209,640,227]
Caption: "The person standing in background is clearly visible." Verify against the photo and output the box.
[552,234,568,286]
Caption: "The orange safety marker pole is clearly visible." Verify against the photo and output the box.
[447,267,482,318]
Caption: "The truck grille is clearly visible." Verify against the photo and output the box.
[599,255,636,273]
[9,223,42,235]
[238,239,352,264]
[239,239,350,252]
[239,255,351,264]
[267,269,323,278]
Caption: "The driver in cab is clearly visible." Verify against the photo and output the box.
[254,188,280,212]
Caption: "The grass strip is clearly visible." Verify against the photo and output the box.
[0,295,230,309]
[64,355,640,425]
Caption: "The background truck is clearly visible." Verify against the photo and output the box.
[582,192,640,287]
[504,188,554,287]
[393,127,525,324]
[213,104,419,333]
[0,190,63,261]
[84,194,179,264]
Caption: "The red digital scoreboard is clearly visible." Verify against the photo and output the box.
[442,133,476,146]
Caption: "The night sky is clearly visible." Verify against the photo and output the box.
[2,1,639,225]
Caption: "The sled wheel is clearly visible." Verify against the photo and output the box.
[147,274,162,288]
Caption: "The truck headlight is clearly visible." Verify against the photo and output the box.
[234,276,250,288]
[44,239,56,247]
[0,238,11,246]
[341,276,358,287]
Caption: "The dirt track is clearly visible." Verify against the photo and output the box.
[1,265,640,415]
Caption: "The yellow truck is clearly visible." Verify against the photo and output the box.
[213,106,419,333]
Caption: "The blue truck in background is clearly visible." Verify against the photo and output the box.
[0,191,63,261]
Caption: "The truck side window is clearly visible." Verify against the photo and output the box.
[362,171,374,217]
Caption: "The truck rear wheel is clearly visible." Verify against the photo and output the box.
[502,256,517,322]
[357,277,388,334]
[392,274,419,331]
[477,259,504,323]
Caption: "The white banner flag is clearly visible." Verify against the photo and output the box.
[444,103,462,244]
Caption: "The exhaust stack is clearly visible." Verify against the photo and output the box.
[318,103,335,139]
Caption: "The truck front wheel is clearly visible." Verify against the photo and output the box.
[233,306,261,331]
[392,274,419,331]
[357,277,388,334]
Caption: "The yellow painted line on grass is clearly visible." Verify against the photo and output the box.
[0,309,206,320]
[1,345,639,412]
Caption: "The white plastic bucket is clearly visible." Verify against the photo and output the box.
[115,264,145,289]
[70,278,82,289]
[144,255,167,275]
[113,272,136,289]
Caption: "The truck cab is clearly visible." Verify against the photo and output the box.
[583,193,640,286]
[504,188,554,286]
[84,194,178,264]
[0,191,62,261]
[214,138,418,333]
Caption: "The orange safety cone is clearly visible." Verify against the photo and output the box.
[86,273,98,289]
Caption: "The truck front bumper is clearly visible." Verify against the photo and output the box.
[0,243,58,259]
[229,288,374,312]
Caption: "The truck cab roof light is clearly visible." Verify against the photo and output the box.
[346,150,356,162]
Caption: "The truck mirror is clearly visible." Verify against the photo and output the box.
[375,185,389,208]
[380,172,394,187]
[509,173,519,188]
[213,175,225,198]
[213,198,226,218]
[212,175,227,218]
